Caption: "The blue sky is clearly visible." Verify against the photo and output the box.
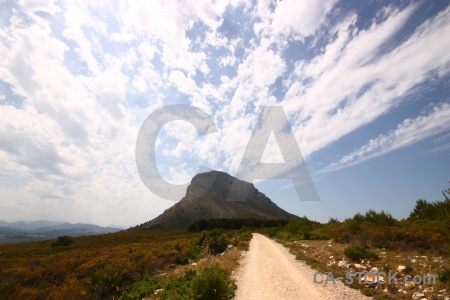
[0,0,449,227]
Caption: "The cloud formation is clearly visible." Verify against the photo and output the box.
[0,0,449,225]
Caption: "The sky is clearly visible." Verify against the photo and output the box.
[0,0,449,228]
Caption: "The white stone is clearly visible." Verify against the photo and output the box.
[337,260,346,267]
[404,282,416,290]
[412,292,425,300]
[397,265,406,271]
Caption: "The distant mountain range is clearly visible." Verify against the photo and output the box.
[137,170,300,229]
[0,220,122,244]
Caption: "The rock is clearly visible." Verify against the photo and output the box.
[191,262,197,266]
[404,282,416,290]
[329,256,334,259]
[397,265,406,271]
[411,259,417,263]
[361,273,375,284]
[362,273,385,284]
[154,289,163,295]
[412,292,425,300]
[371,267,379,273]
[337,260,346,267]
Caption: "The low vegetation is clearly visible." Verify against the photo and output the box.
[343,245,379,262]
[188,218,288,232]
[261,186,450,299]
[0,230,200,299]
[1,187,448,299]
[51,235,73,247]
[0,227,251,300]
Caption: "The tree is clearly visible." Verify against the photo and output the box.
[51,235,73,247]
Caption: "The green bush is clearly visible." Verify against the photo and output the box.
[204,229,229,255]
[119,275,159,300]
[159,269,196,300]
[344,245,379,262]
[189,229,229,256]
[404,265,413,275]
[190,264,236,300]
[120,266,236,300]
[51,235,73,247]
[438,266,450,286]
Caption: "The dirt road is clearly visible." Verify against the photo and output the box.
[234,233,370,300]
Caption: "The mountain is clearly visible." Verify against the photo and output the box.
[0,220,122,245]
[139,170,300,229]
[0,220,66,231]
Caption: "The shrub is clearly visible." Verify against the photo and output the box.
[438,266,450,286]
[118,275,159,300]
[344,245,379,262]
[190,264,236,300]
[51,235,73,247]
[404,265,413,275]
[158,269,196,300]
[190,229,229,256]
[205,230,229,255]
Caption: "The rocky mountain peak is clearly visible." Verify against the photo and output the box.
[139,170,299,229]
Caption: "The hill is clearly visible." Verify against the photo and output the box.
[0,220,122,244]
[138,170,300,229]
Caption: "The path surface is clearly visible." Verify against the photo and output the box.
[234,233,370,300]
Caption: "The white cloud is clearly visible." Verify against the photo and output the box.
[19,0,61,15]
[282,3,450,157]
[324,103,450,171]
[271,0,338,39]
[0,0,449,226]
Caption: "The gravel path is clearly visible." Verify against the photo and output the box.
[234,233,371,300]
